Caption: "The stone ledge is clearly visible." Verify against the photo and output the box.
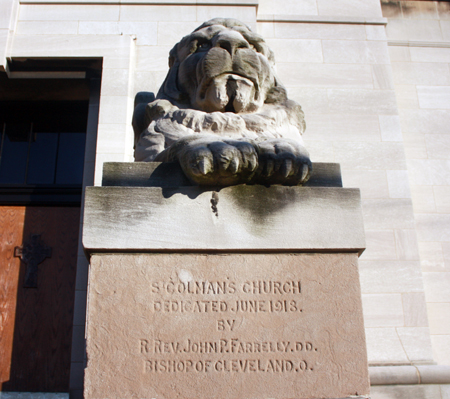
[102,162,343,188]
[369,365,450,385]
[83,185,365,255]
[257,14,388,25]
[20,0,258,4]
[388,40,450,48]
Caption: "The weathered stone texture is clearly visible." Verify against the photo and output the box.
[84,253,369,399]
[83,185,365,253]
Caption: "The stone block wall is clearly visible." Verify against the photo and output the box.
[3,0,450,397]
[257,0,433,369]
[381,0,450,369]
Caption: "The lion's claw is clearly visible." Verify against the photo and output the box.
[255,138,311,185]
[174,136,311,186]
[177,136,259,185]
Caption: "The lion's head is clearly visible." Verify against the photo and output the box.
[133,18,310,187]
[157,18,288,114]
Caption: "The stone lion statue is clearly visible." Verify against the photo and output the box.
[133,18,311,186]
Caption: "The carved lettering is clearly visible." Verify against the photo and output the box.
[144,359,312,373]
[141,274,310,378]
[151,280,300,295]
[151,280,237,295]
[149,299,301,313]
[140,339,317,354]
[217,320,236,331]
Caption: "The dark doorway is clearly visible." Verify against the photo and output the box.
[0,72,92,392]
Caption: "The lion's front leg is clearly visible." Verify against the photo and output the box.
[156,136,311,186]
[158,135,259,186]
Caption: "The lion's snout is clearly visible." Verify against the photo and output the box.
[198,73,256,113]
[213,30,250,57]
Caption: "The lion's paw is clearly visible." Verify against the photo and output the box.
[178,137,258,186]
[255,139,311,185]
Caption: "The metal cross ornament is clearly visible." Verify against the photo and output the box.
[14,234,52,288]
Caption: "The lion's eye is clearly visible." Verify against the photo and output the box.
[197,42,211,51]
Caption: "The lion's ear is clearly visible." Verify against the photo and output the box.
[157,61,184,103]
[157,44,184,102]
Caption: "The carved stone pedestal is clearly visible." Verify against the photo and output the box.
[82,162,370,399]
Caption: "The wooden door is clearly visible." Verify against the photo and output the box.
[0,206,80,392]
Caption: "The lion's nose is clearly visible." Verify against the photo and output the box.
[215,31,249,56]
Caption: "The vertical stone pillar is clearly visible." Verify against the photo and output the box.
[83,162,369,399]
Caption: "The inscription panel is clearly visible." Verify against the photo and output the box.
[84,253,369,399]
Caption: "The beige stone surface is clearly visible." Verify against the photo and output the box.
[365,327,409,364]
[427,135,450,161]
[342,170,389,199]
[0,0,15,28]
[392,62,450,86]
[404,133,428,160]
[403,292,429,327]
[387,171,411,198]
[431,335,450,366]
[83,185,365,253]
[0,29,8,70]
[19,4,120,21]
[276,63,374,88]
[85,253,369,399]
[361,294,403,327]
[373,64,395,90]
[366,25,387,41]
[119,5,197,21]
[408,160,450,186]
[266,38,323,63]
[7,0,447,389]
[274,22,366,40]
[416,214,450,242]
[386,19,443,42]
[361,230,396,260]
[258,0,318,16]
[396,327,434,363]
[394,85,419,109]
[16,20,79,35]
[196,5,256,22]
[361,199,414,229]
[322,40,390,64]
[370,384,442,399]
[306,114,381,142]
[388,47,411,62]
[316,0,382,18]
[410,47,450,64]
[419,242,446,272]
[418,86,450,109]
[359,260,423,293]
[394,229,419,260]
[400,109,450,134]
[334,142,407,170]
[423,272,450,302]
[327,89,397,114]
[427,303,450,334]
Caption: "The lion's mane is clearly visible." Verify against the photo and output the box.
[134,18,306,163]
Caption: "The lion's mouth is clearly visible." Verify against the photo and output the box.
[197,73,260,113]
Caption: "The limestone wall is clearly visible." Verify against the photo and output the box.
[3,0,449,397]
[256,0,433,372]
[381,0,450,370]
